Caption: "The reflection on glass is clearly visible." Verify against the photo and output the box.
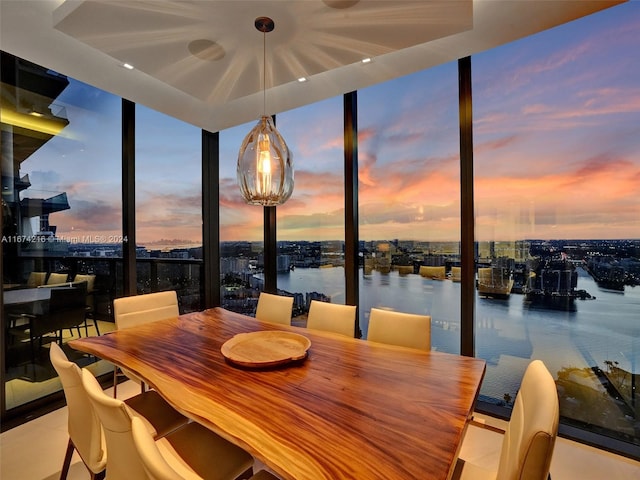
[358,63,461,353]
[473,4,639,447]
[2,53,121,409]
[220,123,266,315]
[135,105,202,312]
[276,98,345,324]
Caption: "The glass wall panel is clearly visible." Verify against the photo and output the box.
[473,3,639,448]
[276,98,345,324]
[134,105,202,312]
[1,52,121,409]
[219,122,265,315]
[358,64,461,353]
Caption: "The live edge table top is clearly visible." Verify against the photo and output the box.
[70,307,486,480]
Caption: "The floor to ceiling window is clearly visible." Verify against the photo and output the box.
[135,105,202,312]
[219,122,266,315]
[357,63,461,353]
[2,2,637,458]
[473,3,639,449]
[276,97,345,323]
[1,53,121,410]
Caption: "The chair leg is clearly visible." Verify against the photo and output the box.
[113,366,118,398]
[91,470,106,480]
[60,437,74,480]
[29,335,36,365]
[84,316,100,337]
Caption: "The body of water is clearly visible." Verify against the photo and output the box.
[276,266,640,403]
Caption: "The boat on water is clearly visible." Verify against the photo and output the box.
[477,266,514,298]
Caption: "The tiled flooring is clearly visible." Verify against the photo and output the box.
[1,382,639,479]
[460,414,640,480]
[1,381,141,480]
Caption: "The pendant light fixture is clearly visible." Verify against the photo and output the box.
[237,16,294,206]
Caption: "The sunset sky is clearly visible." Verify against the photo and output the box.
[19,1,639,245]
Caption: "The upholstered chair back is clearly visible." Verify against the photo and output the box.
[49,343,106,475]
[82,368,149,479]
[496,360,559,480]
[27,271,47,287]
[306,300,356,337]
[367,308,431,351]
[47,272,69,285]
[114,291,179,330]
[255,292,294,325]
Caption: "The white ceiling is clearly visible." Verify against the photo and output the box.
[0,0,625,132]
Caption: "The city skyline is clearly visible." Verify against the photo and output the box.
[15,2,640,244]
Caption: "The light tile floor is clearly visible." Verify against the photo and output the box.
[1,386,639,479]
[461,414,640,480]
[1,380,276,480]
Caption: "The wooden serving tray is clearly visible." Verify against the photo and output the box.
[221,331,311,368]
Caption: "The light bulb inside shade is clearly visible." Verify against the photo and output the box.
[257,135,272,196]
[237,116,294,206]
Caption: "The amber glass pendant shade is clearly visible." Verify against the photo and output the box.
[237,115,294,206]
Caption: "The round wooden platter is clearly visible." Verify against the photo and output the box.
[221,331,311,368]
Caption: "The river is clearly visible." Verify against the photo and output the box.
[275,266,640,403]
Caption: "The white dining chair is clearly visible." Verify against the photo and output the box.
[306,300,356,337]
[112,290,179,397]
[49,342,188,480]
[132,416,280,480]
[367,308,431,351]
[255,292,293,325]
[81,368,255,480]
[452,359,559,480]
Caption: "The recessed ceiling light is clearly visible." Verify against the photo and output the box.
[122,63,134,70]
[297,77,307,83]
[361,57,372,64]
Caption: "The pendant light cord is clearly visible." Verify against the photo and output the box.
[254,16,274,117]
[262,29,266,116]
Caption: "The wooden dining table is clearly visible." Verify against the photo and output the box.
[69,307,486,480]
